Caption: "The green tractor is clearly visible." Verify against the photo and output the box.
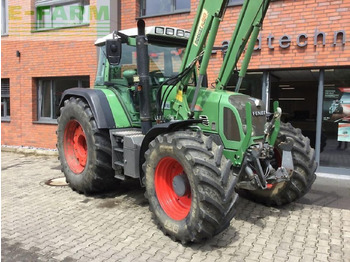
[57,0,316,243]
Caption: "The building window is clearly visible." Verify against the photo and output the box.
[228,0,244,6]
[1,79,10,120]
[1,0,8,35]
[35,0,90,30]
[140,0,190,17]
[37,77,89,122]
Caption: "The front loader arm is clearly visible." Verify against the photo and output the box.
[169,0,229,119]
[169,0,271,120]
[215,0,271,91]
[179,0,229,74]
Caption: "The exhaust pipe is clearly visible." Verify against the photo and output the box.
[136,20,152,134]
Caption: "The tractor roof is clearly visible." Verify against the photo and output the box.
[95,26,191,46]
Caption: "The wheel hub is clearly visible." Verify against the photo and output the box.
[172,174,190,197]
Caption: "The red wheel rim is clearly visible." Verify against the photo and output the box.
[63,120,87,174]
[155,157,191,221]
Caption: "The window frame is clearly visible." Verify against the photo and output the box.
[1,0,8,36]
[35,0,90,30]
[37,77,89,123]
[139,0,191,18]
[1,78,10,121]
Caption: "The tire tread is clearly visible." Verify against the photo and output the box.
[144,131,239,243]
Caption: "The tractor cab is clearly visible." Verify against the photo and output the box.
[94,27,192,89]
[93,26,194,123]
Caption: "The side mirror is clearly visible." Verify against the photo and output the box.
[106,39,122,65]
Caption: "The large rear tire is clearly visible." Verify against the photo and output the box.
[57,97,118,194]
[144,131,239,243]
[239,122,317,206]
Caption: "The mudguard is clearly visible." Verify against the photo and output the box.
[59,88,116,129]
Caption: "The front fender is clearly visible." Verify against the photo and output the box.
[139,119,202,186]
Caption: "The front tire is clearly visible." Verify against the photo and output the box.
[57,97,118,194]
[239,122,317,206]
[144,131,239,243]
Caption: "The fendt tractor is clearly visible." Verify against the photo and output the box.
[57,0,317,243]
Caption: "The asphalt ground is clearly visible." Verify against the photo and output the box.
[1,151,350,262]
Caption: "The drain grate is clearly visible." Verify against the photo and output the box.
[45,177,68,186]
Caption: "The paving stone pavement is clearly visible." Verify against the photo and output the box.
[1,151,350,262]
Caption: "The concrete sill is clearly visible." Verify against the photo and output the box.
[138,10,190,19]
[33,120,57,125]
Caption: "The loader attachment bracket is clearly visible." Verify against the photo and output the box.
[236,138,294,191]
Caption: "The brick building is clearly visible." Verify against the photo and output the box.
[2,0,350,173]
[1,0,119,148]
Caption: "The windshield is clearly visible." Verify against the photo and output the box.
[95,43,190,87]
[114,43,186,85]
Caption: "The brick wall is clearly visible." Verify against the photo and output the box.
[1,0,99,148]
[121,0,350,83]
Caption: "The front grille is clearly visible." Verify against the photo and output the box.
[228,95,266,137]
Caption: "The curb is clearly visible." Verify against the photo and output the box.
[316,172,350,180]
[1,146,58,157]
